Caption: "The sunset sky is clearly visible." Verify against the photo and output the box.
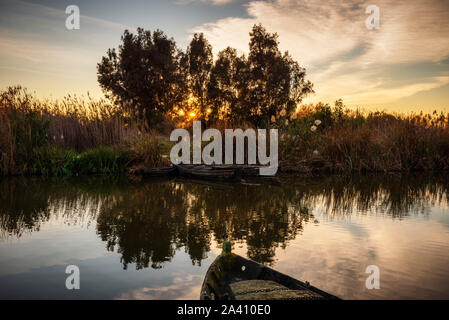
[1,0,448,113]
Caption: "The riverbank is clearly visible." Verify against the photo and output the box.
[1,86,449,177]
[0,86,168,176]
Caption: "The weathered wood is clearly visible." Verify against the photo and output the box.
[200,253,340,300]
[131,164,274,181]
[176,164,237,180]
[230,280,324,300]
[129,165,176,177]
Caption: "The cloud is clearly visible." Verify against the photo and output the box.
[177,0,236,5]
[10,0,131,30]
[0,0,131,98]
[192,0,449,109]
[117,273,203,299]
[0,31,97,66]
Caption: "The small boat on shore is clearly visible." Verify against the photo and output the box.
[200,240,339,300]
[176,164,237,180]
[175,177,236,190]
[211,164,260,177]
[132,164,275,181]
[129,165,177,177]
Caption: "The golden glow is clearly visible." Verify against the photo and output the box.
[189,111,196,118]
[187,93,197,105]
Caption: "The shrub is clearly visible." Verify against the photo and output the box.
[0,86,144,175]
[130,131,170,168]
[280,102,449,172]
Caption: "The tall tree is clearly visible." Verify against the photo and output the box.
[208,47,239,121]
[247,24,313,126]
[186,33,213,117]
[97,28,186,126]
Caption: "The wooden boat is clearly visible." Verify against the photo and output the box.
[211,165,260,177]
[129,165,177,177]
[240,176,281,186]
[176,164,237,180]
[175,177,236,190]
[200,243,339,300]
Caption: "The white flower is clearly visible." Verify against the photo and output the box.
[314,119,322,126]
[313,150,319,156]
[280,109,287,117]
[310,125,317,132]
[271,115,276,123]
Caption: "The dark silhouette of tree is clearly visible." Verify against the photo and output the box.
[97,28,186,126]
[246,24,314,126]
[97,25,313,127]
[207,47,249,122]
[207,24,313,126]
[184,33,213,118]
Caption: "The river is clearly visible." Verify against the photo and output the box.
[0,173,448,299]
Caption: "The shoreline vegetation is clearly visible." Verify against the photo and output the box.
[1,86,448,177]
[1,24,448,177]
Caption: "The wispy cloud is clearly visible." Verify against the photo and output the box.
[0,0,132,97]
[177,0,237,5]
[11,0,132,30]
[192,0,449,110]
[0,0,447,110]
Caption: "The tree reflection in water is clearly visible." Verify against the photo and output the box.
[1,173,448,270]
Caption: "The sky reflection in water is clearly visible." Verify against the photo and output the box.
[0,174,448,299]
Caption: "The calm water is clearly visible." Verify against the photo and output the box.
[0,174,448,299]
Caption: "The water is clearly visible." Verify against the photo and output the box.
[0,174,448,299]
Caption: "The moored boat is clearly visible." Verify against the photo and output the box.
[176,164,237,180]
[129,165,177,177]
[211,164,260,177]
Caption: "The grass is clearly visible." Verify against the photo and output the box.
[32,146,132,176]
[2,85,449,176]
[278,102,449,172]
[0,86,165,176]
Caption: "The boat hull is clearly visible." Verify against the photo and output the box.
[176,165,237,180]
[200,253,340,300]
[130,165,177,177]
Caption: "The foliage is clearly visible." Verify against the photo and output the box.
[130,131,170,168]
[184,33,213,118]
[279,100,449,172]
[98,24,314,127]
[245,24,313,126]
[97,28,186,126]
[0,86,159,176]
[32,146,131,176]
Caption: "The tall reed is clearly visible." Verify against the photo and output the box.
[279,104,449,172]
[0,86,149,175]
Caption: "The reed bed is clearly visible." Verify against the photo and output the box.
[2,85,449,175]
[279,103,449,172]
[0,86,163,175]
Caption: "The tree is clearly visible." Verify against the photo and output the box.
[208,47,244,121]
[246,24,313,126]
[97,28,186,126]
[97,25,313,128]
[185,33,213,118]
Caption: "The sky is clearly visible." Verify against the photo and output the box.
[0,0,448,113]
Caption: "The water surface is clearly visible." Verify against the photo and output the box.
[0,174,448,299]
